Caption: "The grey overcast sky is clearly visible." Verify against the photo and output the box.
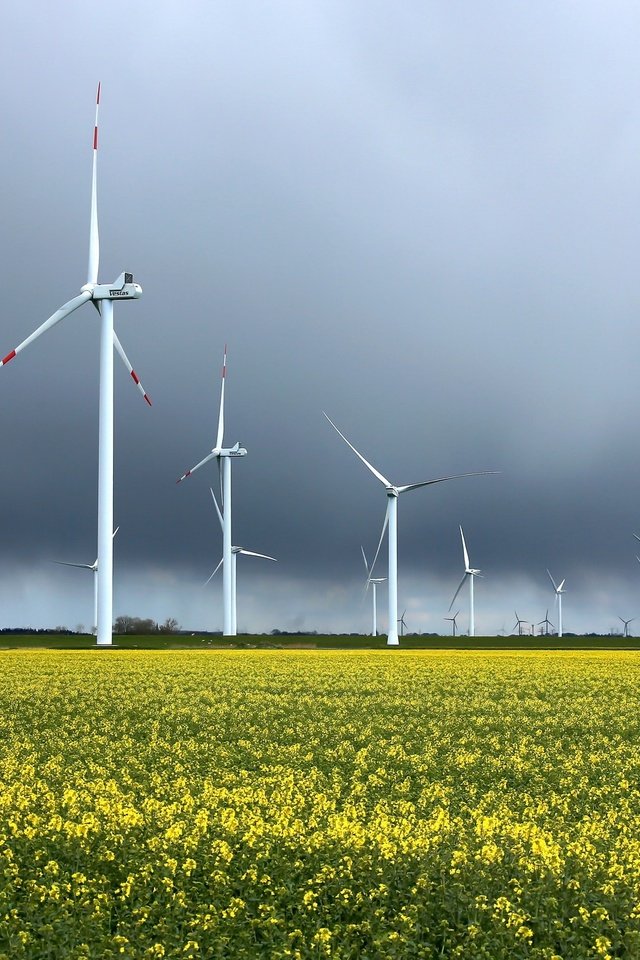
[1,0,640,635]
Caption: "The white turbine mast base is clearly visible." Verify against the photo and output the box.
[361,545,386,638]
[206,486,276,634]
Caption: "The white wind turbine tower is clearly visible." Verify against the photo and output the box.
[207,488,276,633]
[512,611,527,636]
[324,413,496,646]
[619,616,635,638]
[547,569,566,638]
[448,525,481,637]
[444,611,459,637]
[1,85,150,647]
[52,527,119,634]
[361,546,386,637]
[177,347,246,636]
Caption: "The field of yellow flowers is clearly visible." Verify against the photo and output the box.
[0,650,639,959]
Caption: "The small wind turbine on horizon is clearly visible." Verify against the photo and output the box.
[0,85,150,647]
[512,611,527,636]
[538,609,555,636]
[324,413,497,646]
[361,546,386,637]
[619,616,635,638]
[51,527,119,634]
[177,347,247,636]
[547,569,566,638]
[444,611,459,637]
[448,525,482,637]
[206,488,276,635]
[398,610,408,637]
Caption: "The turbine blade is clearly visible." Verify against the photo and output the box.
[209,487,224,532]
[51,560,94,570]
[176,450,217,484]
[215,345,227,451]
[323,413,392,487]
[546,569,558,591]
[558,579,566,591]
[87,82,100,285]
[361,545,369,574]
[0,292,92,368]
[237,550,277,561]
[112,526,120,539]
[460,524,470,570]
[368,500,390,581]
[634,533,640,543]
[449,573,468,611]
[113,331,152,405]
[397,471,499,495]
[204,558,223,585]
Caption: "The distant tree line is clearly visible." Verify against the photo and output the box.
[113,616,180,635]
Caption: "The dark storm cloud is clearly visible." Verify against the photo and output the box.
[1,1,640,631]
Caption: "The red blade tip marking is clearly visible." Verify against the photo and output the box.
[2,350,16,365]
[97,82,101,104]
[131,370,140,385]
[144,394,152,406]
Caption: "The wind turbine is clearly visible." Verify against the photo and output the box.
[1,85,149,647]
[361,546,386,637]
[619,616,635,638]
[448,525,482,637]
[547,569,566,638]
[512,611,527,636]
[324,413,496,646]
[51,527,119,634]
[398,610,408,637]
[444,611,459,636]
[177,347,246,636]
[538,609,555,636]
[206,488,276,634]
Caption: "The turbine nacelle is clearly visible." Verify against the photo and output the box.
[82,272,143,301]
[222,442,247,458]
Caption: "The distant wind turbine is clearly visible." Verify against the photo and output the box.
[52,527,119,635]
[444,611,459,637]
[449,525,482,637]
[0,85,150,647]
[324,413,497,646]
[538,609,555,636]
[619,616,635,638]
[206,488,276,634]
[398,610,408,637]
[361,546,386,637]
[177,347,247,636]
[547,570,566,638]
[512,611,527,636]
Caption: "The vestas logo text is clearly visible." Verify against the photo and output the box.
[109,290,130,297]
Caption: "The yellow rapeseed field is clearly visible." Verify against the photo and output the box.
[0,649,639,958]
